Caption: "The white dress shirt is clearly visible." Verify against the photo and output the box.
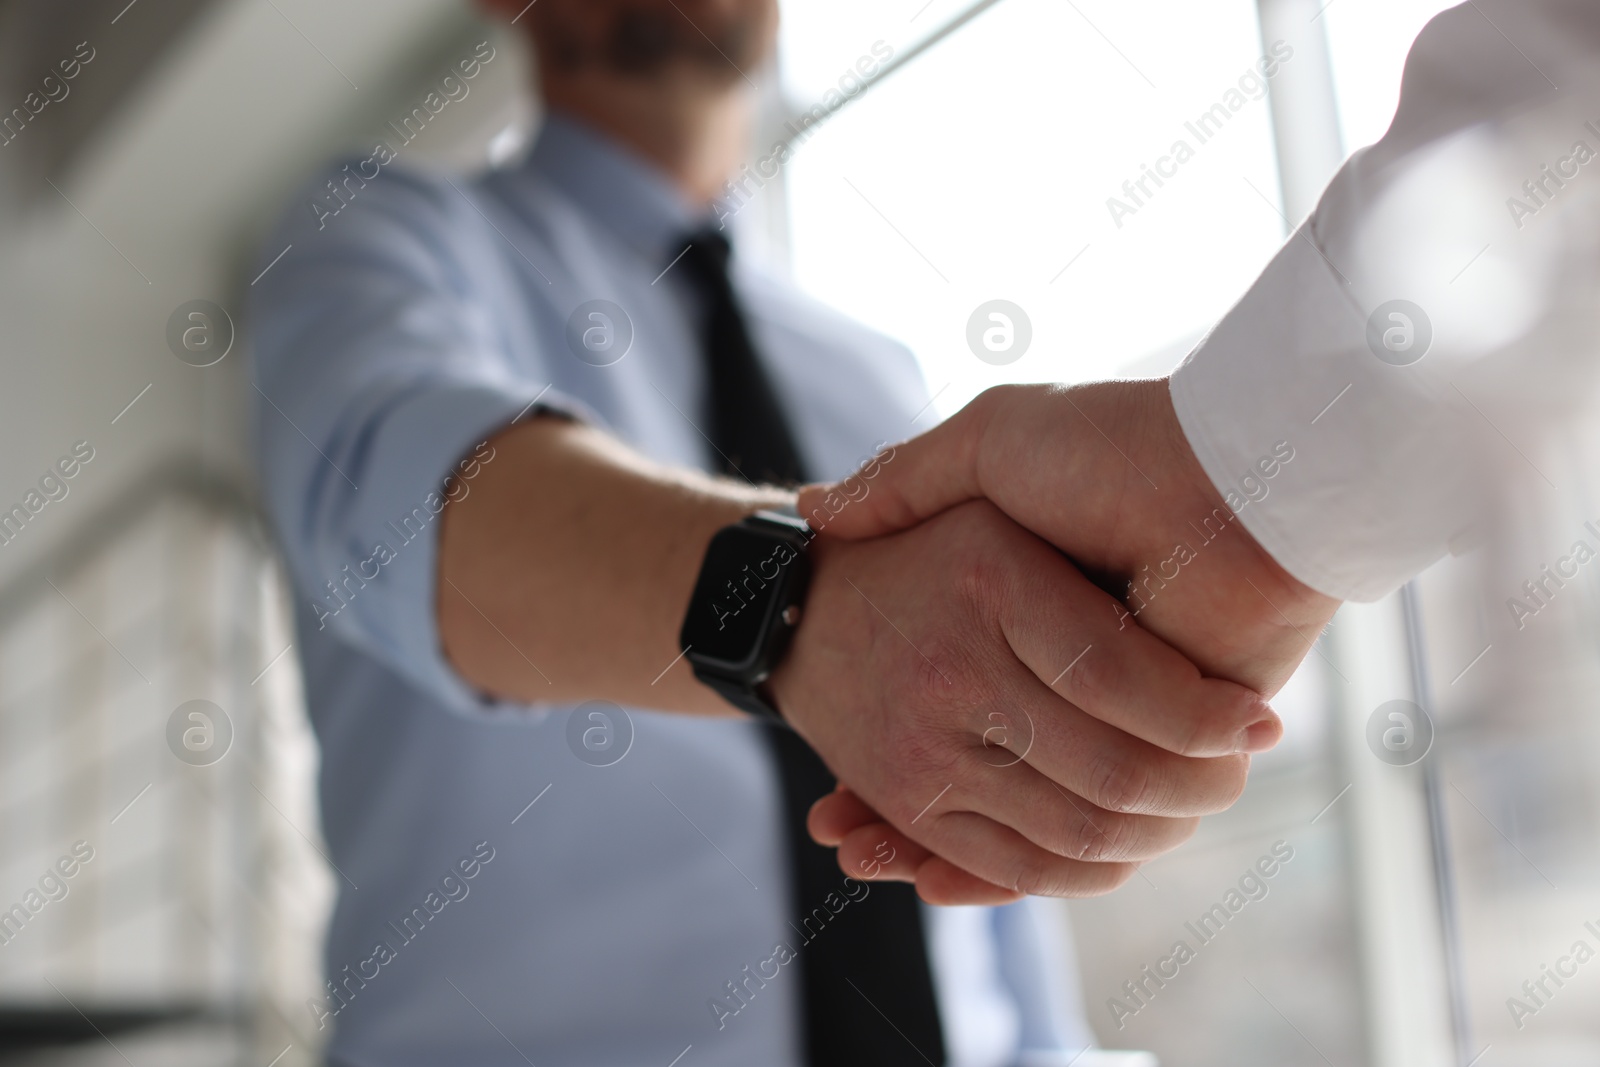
[1172,0,1600,601]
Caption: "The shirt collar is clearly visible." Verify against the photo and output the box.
[523,111,710,265]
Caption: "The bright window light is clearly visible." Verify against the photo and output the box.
[778,0,1286,418]
[1322,0,1460,155]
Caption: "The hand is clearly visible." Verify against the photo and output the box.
[797,379,1340,901]
[768,498,1280,904]
[802,379,1339,692]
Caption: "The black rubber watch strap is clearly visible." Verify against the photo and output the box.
[699,671,787,724]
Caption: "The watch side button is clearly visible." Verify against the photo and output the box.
[781,604,802,627]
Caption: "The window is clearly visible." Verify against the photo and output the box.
[776,0,1286,424]
[0,485,329,1063]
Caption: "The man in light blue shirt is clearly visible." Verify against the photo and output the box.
[251,2,1274,1064]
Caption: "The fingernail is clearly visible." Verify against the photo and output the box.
[1238,719,1281,754]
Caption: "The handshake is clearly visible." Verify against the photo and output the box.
[767,377,1340,906]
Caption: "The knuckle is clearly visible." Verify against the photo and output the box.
[1038,798,1101,860]
[1057,646,1115,709]
[878,733,957,823]
[947,544,1007,617]
[1009,851,1059,897]
[1070,810,1140,863]
[904,630,988,716]
[1177,686,1256,756]
[1013,854,1132,898]
[1175,706,1229,758]
[944,508,1041,606]
[1086,750,1163,814]
[968,384,1012,429]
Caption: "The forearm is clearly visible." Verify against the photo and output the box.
[441,413,1280,905]
[437,416,790,713]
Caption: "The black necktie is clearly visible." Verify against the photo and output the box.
[675,229,947,1067]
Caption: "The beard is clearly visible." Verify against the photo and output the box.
[538,2,777,81]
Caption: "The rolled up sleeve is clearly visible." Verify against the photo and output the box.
[249,166,590,713]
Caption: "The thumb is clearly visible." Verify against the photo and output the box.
[798,392,991,541]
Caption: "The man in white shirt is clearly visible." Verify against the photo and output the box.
[802,0,1600,894]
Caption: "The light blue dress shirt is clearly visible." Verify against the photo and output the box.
[250,113,1093,1067]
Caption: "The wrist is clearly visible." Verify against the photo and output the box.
[762,531,839,729]
[678,503,814,721]
[1153,377,1334,616]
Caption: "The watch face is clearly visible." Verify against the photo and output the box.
[681,525,803,670]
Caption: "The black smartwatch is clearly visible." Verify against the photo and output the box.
[679,509,813,722]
